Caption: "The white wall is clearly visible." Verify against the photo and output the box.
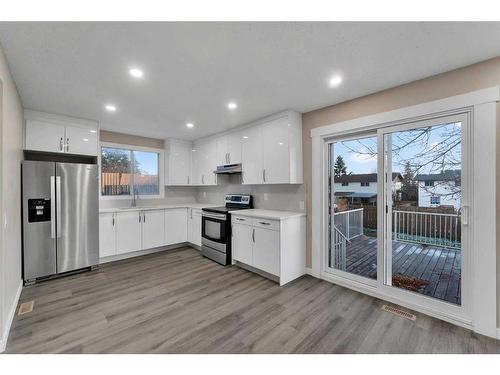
[0,43,23,352]
[417,181,461,210]
[333,181,378,194]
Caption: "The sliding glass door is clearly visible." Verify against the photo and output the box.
[381,113,468,306]
[327,133,379,284]
[326,112,469,311]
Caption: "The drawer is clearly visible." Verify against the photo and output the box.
[231,215,253,226]
[253,218,280,231]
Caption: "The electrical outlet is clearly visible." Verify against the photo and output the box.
[299,201,305,210]
[203,191,207,198]
[263,193,268,201]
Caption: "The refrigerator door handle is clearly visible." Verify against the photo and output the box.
[56,176,62,238]
[50,176,56,238]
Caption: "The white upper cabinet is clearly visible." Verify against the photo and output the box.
[216,131,242,165]
[262,117,291,184]
[165,139,192,185]
[242,111,303,185]
[24,110,99,156]
[216,135,228,165]
[25,120,66,153]
[197,139,217,185]
[241,125,264,184]
[164,110,302,186]
[226,130,242,164]
[64,125,99,156]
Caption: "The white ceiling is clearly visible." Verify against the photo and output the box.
[1,22,500,141]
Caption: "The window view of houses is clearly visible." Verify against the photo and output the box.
[329,121,462,305]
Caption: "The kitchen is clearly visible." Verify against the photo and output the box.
[1,20,500,361]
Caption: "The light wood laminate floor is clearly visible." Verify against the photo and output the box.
[6,247,500,353]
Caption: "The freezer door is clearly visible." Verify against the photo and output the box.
[56,163,99,273]
[22,161,57,280]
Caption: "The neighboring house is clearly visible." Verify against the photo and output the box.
[333,173,402,204]
[415,170,461,210]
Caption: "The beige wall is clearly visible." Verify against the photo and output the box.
[302,55,500,327]
[0,43,24,349]
[100,130,164,149]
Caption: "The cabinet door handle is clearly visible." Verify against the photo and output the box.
[228,152,230,164]
[112,214,115,226]
[59,137,64,152]
[66,138,70,152]
[139,212,141,223]
[143,213,146,222]
[252,228,255,243]
[263,169,266,183]
[236,218,245,221]
[259,222,271,226]
[187,175,190,185]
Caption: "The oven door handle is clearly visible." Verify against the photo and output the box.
[202,212,227,221]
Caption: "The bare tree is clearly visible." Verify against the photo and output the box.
[339,122,461,199]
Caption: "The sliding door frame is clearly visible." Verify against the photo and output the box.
[311,87,498,338]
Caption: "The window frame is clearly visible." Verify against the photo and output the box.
[99,142,164,200]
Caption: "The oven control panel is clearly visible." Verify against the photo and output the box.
[225,194,252,207]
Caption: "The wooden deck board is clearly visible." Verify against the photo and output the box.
[336,236,461,305]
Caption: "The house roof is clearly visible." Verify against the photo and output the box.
[415,170,461,182]
[334,192,377,198]
[335,172,402,183]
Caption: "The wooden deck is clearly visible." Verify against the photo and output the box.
[332,235,461,305]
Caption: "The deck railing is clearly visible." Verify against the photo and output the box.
[334,208,364,240]
[333,225,348,271]
[393,210,461,249]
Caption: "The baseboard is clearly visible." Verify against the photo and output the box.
[0,279,23,353]
[497,328,500,340]
[305,267,313,276]
[99,242,194,264]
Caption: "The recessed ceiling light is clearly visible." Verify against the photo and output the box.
[227,102,237,110]
[105,104,117,112]
[243,136,248,139]
[129,68,144,79]
[329,75,343,87]
[186,123,194,128]
[83,138,89,142]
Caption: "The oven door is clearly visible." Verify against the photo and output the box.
[201,212,227,252]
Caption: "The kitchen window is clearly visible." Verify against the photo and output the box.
[100,143,163,199]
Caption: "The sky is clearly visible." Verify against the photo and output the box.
[331,122,462,176]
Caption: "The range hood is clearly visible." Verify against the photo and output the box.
[214,163,242,174]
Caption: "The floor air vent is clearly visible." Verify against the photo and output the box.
[18,301,34,315]
[381,304,416,321]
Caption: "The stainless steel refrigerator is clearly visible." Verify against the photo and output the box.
[22,161,99,283]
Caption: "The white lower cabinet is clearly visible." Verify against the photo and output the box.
[115,210,142,255]
[99,212,116,257]
[142,209,165,249]
[99,207,200,261]
[187,208,202,247]
[231,214,306,286]
[231,221,253,265]
[252,227,280,276]
[165,208,188,245]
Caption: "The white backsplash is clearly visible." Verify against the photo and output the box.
[99,186,198,209]
[99,175,306,212]
[195,174,306,212]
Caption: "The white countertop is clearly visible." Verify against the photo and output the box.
[99,203,218,213]
[228,208,306,220]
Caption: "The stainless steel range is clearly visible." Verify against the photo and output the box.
[201,194,252,265]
